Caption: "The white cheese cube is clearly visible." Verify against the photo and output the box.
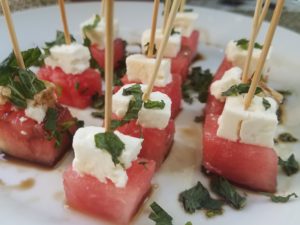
[72,126,143,188]
[45,43,91,74]
[80,14,119,49]
[112,83,147,118]
[138,92,172,129]
[217,95,248,142]
[141,29,181,58]
[217,95,278,148]
[174,12,199,37]
[225,40,272,76]
[240,97,278,147]
[126,54,172,87]
[24,101,47,124]
[210,67,242,101]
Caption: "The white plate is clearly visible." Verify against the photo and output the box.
[1,2,300,225]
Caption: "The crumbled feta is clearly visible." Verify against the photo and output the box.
[141,29,181,58]
[20,131,27,136]
[80,14,119,49]
[0,86,11,105]
[19,117,28,123]
[225,40,272,76]
[217,95,278,148]
[45,42,91,74]
[210,67,242,101]
[126,54,172,87]
[72,126,143,188]
[174,12,199,37]
[138,92,172,129]
[112,83,172,129]
[24,101,47,124]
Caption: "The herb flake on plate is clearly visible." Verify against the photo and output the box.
[270,193,298,203]
[278,154,299,176]
[277,132,298,143]
[149,202,173,225]
[179,181,223,216]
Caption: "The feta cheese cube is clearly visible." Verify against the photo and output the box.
[225,40,272,77]
[210,67,242,101]
[217,95,248,142]
[72,126,143,188]
[24,101,47,124]
[240,97,278,147]
[174,12,199,37]
[45,43,91,74]
[126,54,172,87]
[217,95,278,148]
[138,92,172,129]
[141,29,181,58]
[80,14,119,49]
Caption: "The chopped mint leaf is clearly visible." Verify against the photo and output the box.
[122,84,143,96]
[61,119,84,131]
[94,132,125,165]
[236,38,263,50]
[171,28,180,36]
[277,132,298,143]
[44,108,62,148]
[44,31,76,56]
[210,176,246,209]
[194,115,204,123]
[276,89,292,96]
[91,111,104,119]
[83,14,100,32]
[183,67,213,104]
[1,47,43,68]
[270,193,298,203]
[222,83,262,96]
[149,202,173,225]
[184,8,194,12]
[91,94,105,109]
[144,100,165,109]
[205,209,223,218]
[185,222,193,225]
[179,181,223,214]
[278,154,299,176]
[262,98,271,110]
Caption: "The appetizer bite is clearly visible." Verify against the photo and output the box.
[63,2,155,224]
[38,3,102,109]
[203,2,284,192]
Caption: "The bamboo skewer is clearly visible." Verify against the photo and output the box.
[104,0,114,132]
[163,0,171,33]
[143,0,182,101]
[147,0,160,57]
[255,0,271,37]
[1,0,25,69]
[101,0,105,18]
[180,0,186,12]
[58,0,71,45]
[244,0,285,110]
[241,0,263,83]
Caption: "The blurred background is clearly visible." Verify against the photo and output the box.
[1,0,300,32]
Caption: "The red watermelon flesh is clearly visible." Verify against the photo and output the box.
[38,67,102,109]
[171,48,191,82]
[181,30,200,60]
[116,119,175,169]
[63,159,155,225]
[203,113,278,192]
[203,58,278,192]
[90,38,126,69]
[120,73,182,118]
[0,103,77,166]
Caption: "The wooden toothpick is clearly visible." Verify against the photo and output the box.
[163,0,171,33]
[255,0,271,37]
[143,0,182,101]
[104,0,114,131]
[101,0,105,18]
[58,0,71,45]
[241,0,263,83]
[244,0,285,110]
[0,0,25,69]
[180,0,186,12]
[147,0,160,57]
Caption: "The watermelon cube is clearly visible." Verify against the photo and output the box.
[0,103,78,166]
[121,73,182,118]
[116,119,175,169]
[90,38,126,69]
[181,30,200,60]
[63,159,155,224]
[38,67,102,109]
